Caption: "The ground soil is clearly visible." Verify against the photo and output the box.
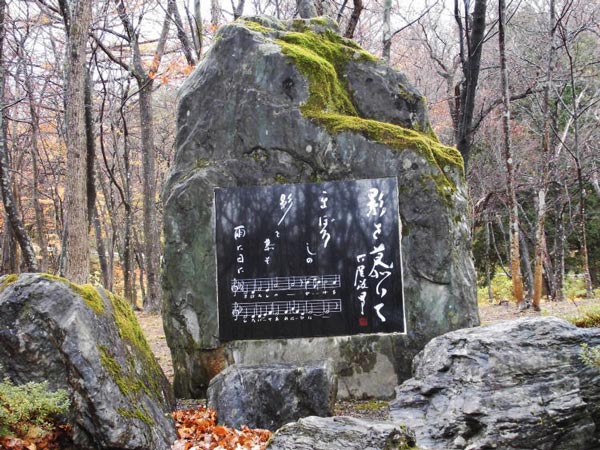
[136,296,599,420]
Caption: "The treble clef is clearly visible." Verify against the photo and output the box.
[231,279,245,294]
[232,302,243,320]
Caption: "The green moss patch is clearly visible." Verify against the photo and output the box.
[106,292,165,399]
[238,17,464,195]
[311,112,462,170]
[117,406,153,426]
[276,30,375,117]
[98,345,149,397]
[241,19,273,34]
[0,274,19,294]
[41,273,105,314]
[353,399,389,411]
[100,342,157,425]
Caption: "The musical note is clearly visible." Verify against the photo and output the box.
[230,299,341,320]
[230,274,340,294]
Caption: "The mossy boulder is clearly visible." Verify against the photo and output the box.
[163,16,479,399]
[0,273,176,450]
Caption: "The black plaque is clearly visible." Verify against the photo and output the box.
[214,177,405,341]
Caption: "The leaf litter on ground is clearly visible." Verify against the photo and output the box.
[171,405,272,450]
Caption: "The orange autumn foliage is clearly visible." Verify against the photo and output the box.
[0,424,72,450]
[171,406,272,450]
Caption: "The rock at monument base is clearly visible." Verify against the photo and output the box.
[0,273,176,450]
[390,317,600,450]
[207,361,337,431]
[163,15,480,399]
[266,415,417,450]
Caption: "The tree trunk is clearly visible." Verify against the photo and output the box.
[519,227,533,298]
[551,205,565,301]
[137,83,161,311]
[211,0,220,26]
[111,0,169,310]
[134,228,146,307]
[0,0,37,273]
[168,0,196,65]
[85,70,96,230]
[193,0,203,57]
[498,0,524,307]
[382,0,391,62]
[542,234,554,299]
[60,0,92,283]
[591,162,600,200]
[532,0,556,308]
[1,216,17,274]
[576,162,594,297]
[121,108,135,304]
[232,0,245,20]
[93,205,111,289]
[485,213,493,303]
[26,79,48,272]
[454,0,487,167]
[344,0,363,39]
[532,189,546,310]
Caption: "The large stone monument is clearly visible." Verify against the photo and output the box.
[162,16,479,399]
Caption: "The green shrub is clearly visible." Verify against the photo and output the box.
[564,274,590,300]
[580,343,600,369]
[477,272,515,304]
[568,305,600,328]
[0,379,70,437]
[478,271,599,304]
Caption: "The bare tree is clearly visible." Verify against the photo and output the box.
[382,1,438,63]
[498,0,524,306]
[95,0,171,310]
[531,0,557,310]
[454,0,487,167]
[211,0,221,25]
[344,0,363,39]
[557,6,595,298]
[58,0,93,283]
[0,0,37,273]
[168,0,197,66]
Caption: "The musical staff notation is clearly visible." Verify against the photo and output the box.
[231,274,341,295]
[231,298,342,321]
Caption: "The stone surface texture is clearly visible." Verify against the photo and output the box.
[162,15,480,399]
[207,361,336,430]
[0,274,176,450]
[390,317,600,450]
[266,415,417,450]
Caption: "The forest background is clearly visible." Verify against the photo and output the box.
[0,0,598,311]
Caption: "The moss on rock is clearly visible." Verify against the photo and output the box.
[106,292,165,399]
[40,273,105,314]
[98,345,148,397]
[239,17,464,195]
[34,274,165,402]
[0,274,19,294]
[117,406,154,426]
